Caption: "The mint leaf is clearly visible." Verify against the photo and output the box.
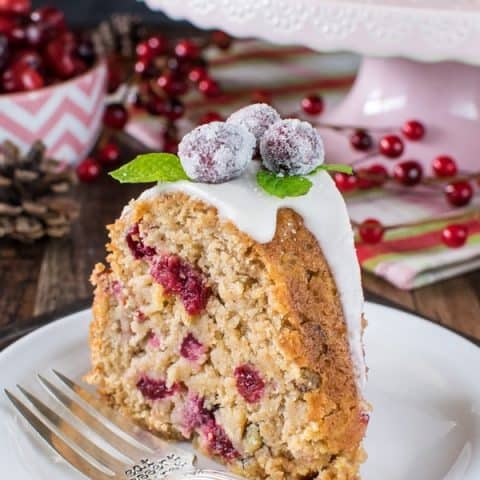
[257,170,313,198]
[311,163,353,175]
[110,153,189,184]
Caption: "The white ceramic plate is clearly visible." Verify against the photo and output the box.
[0,302,479,479]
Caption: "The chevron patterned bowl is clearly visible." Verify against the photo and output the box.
[0,60,108,165]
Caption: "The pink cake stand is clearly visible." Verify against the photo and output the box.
[143,0,480,171]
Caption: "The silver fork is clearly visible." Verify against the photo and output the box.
[5,370,242,480]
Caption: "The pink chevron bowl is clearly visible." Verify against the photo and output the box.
[0,60,107,165]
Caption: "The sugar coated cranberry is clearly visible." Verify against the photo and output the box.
[137,376,178,401]
[0,0,30,14]
[301,94,324,115]
[76,158,101,182]
[445,181,473,207]
[103,103,129,130]
[235,364,265,403]
[180,333,206,362]
[198,111,223,125]
[432,155,458,178]
[175,39,199,59]
[358,218,385,244]
[260,118,324,175]
[379,134,404,158]
[227,103,281,154]
[198,77,221,98]
[441,224,469,248]
[334,172,358,193]
[179,121,255,183]
[126,224,156,259]
[156,71,189,97]
[393,160,423,186]
[211,30,231,50]
[402,119,425,141]
[201,419,239,461]
[98,142,120,166]
[350,129,373,151]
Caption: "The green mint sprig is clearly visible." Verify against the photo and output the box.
[110,153,189,184]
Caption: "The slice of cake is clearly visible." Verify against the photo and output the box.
[86,105,368,480]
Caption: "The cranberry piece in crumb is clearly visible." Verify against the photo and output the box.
[148,332,161,348]
[180,333,206,361]
[126,224,156,259]
[360,412,370,426]
[137,376,178,401]
[234,364,265,403]
[150,254,211,315]
[182,394,214,435]
[201,419,240,461]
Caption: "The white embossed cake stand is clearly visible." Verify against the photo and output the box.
[143,0,480,171]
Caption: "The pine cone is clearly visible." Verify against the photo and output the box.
[0,140,79,243]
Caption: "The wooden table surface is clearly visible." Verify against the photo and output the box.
[1,136,480,350]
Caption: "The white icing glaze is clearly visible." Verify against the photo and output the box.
[137,162,366,391]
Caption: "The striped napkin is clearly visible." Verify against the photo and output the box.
[126,40,480,290]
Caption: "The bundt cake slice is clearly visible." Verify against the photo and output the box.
[87,107,368,479]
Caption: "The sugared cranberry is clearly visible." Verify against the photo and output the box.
[188,66,207,83]
[358,218,385,244]
[98,142,121,166]
[103,103,129,130]
[150,254,211,315]
[334,172,358,193]
[251,89,272,105]
[126,224,156,259]
[211,30,231,50]
[445,181,473,207]
[137,376,178,401]
[201,419,240,461]
[402,119,425,141]
[301,94,324,115]
[156,71,189,97]
[175,39,200,60]
[432,155,458,178]
[357,164,389,189]
[198,77,221,98]
[179,122,255,183]
[350,130,373,151]
[235,364,265,403]
[393,160,423,186]
[180,333,206,362]
[136,34,168,60]
[198,111,223,125]
[163,97,185,121]
[0,0,31,15]
[441,224,469,248]
[76,158,101,182]
[260,118,324,175]
[379,134,404,158]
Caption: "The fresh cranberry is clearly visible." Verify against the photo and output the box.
[136,34,168,60]
[334,172,358,193]
[150,254,211,315]
[251,89,271,104]
[350,129,373,151]
[201,419,240,461]
[441,224,469,248]
[0,34,8,71]
[45,37,76,79]
[358,218,385,244]
[98,142,121,166]
[444,181,473,207]
[2,63,43,92]
[0,0,30,15]
[166,55,192,75]
[137,376,178,401]
[103,103,129,130]
[393,160,423,186]
[188,65,207,83]
[13,48,42,69]
[198,111,223,125]
[126,224,156,259]
[163,135,179,154]
[180,333,206,361]
[234,364,265,403]
[148,332,161,348]
[0,16,17,41]
[211,30,231,50]
[301,94,324,115]
[198,77,221,98]
[432,155,458,178]
[174,39,199,59]
[402,119,425,141]
[379,134,404,158]
[31,6,66,33]
[24,23,45,47]
[76,158,101,182]
[163,97,185,121]
[156,71,189,97]
[357,164,389,189]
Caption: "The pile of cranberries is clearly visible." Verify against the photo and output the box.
[0,0,97,94]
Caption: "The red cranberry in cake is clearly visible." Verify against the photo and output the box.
[180,394,214,436]
[235,364,265,403]
[201,419,240,461]
[227,103,281,154]
[178,122,255,183]
[180,333,206,361]
[260,119,324,176]
[126,224,156,259]
[148,332,161,348]
[136,376,178,401]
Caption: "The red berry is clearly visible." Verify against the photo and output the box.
[0,16,16,40]
[45,35,77,79]
[0,0,31,15]
[198,111,223,125]
[98,142,121,166]
[2,63,43,92]
[402,120,425,141]
[393,160,423,186]
[301,94,324,115]
[134,59,149,75]
[163,135,179,154]
[163,97,185,121]
[432,155,458,178]
[145,96,166,116]
[0,34,9,71]
[358,218,385,244]
[350,130,373,151]
[76,158,101,182]
[198,77,221,98]
[357,164,389,189]
[441,224,469,248]
[136,34,168,60]
[174,39,199,60]
[445,181,473,207]
[188,66,207,83]
[234,364,265,403]
[379,134,404,158]
[250,89,271,104]
[14,48,42,69]
[103,103,129,130]
[156,71,189,96]
[211,30,231,50]
[334,172,358,193]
